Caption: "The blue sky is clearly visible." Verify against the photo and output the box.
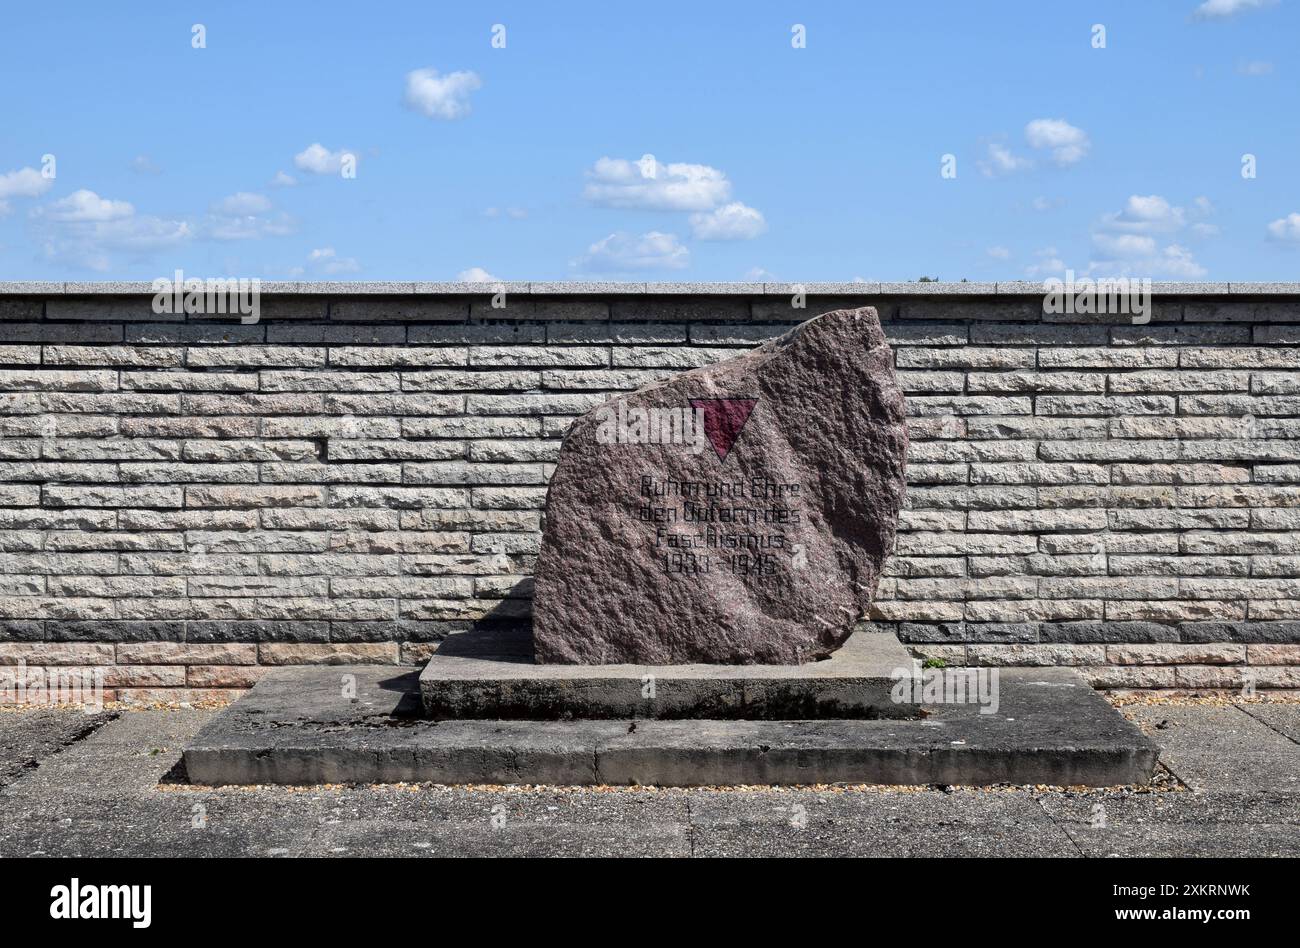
[2,0,1298,282]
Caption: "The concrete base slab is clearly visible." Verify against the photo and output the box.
[420,627,920,720]
[183,666,1159,787]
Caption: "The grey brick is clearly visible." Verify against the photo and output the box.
[121,416,258,438]
[1037,395,1175,416]
[0,620,44,642]
[402,369,540,391]
[403,462,547,485]
[329,299,467,321]
[896,348,1035,370]
[1040,621,1180,644]
[325,440,466,462]
[188,346,326,367]
[126,323,265,344]
[470,346,608,368]
[1179,621,1300,644]
[185,485,325,508]
[187,620,331,643]
[971,324,1106,346]
[330,486,468,509]
[410,323,546,345]
[329,346,468,367]
[0,369,117,391]
[259,462,403,484]
[612,346,734,369]
[3,323,122,344]
[261,370,401,392]
[268,324,407,345]
[44,345,184,367]
[968,372,1105,393]
[542,368,672,390]
[907,396,1032,416]
[43,485,182,508]
[122,371,259,392]
[1109,370,1248,393]
[0,345,44,364]
[615,298,749,322]
[468,440,561,463]
[467,393,608,415]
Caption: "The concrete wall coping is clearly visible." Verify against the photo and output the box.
[3,280,1300,297]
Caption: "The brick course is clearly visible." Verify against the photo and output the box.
[2,284,1299,698]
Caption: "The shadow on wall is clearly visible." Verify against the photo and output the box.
[435,576,536,662]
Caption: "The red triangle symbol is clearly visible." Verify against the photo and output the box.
[690,398,758,463]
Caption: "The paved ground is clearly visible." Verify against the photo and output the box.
[0,701,1297,857]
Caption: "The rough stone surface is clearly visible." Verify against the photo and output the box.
[419,626,920,720]
[532,307,908,664]
[181,665,1159,787]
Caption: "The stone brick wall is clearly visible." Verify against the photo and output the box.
[2,282,1299,699]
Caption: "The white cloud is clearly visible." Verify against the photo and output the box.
[978,143,1033,177]
[1237,60,1275,76]
[1106,194,1186,232]
[1093,232,1160,258]
[457,266,500,282]
[1089,234,1207,278]
[307,247,361,274]
[986,245,1011,260]
[744,266,777,280]
[1025,247,1068,279]
[573,231,689,272]
[485,206,527,220]
[1088,194,1214,277]
[403,68,482,120]
[293,143,353,175]
[0,166,53,216]
[583,157,732,211]
[1030,196,1064,212]
[1099,194,1216,235]
[202,192,294,241]
[211,192,272,216]
[1194,0,1277,20]
[1151,244,1206,277]
[1266,213,1300,243]
[0,167,53,201]
[203,214,295,241]
[29,190,189,271]
[689,202,766,240]
[39,189,134,222]
[269,170,298,188]
[129,155,162,176]
[1025,119,1091,166]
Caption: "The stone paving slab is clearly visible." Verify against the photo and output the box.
[685,791,1080,858]
[1239,704,1300,744]
[420,627,919,720]
[1055,817,1300,858]
[1037,790,1300,829]
[2,710,210,799]
[185,666,1158,787]
[0,795,330,858]
[0,709,114,789]
[303,818,691,858]
[1126,705,1300,793]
